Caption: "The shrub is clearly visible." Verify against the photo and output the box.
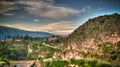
[46,60,69,67]
[96,63,112,67]
[87,60,98,67]
[71,59,85,66]
[110,54,118,61]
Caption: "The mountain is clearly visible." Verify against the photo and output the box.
[0,26,53,37]
[56,13,120,61]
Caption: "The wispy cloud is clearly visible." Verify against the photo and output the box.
[0,21,76,35]
[34,19,40,22]
[0,0,91,19]
[16,0,80,19]
[2,13,14,16]
[0,1,18,14]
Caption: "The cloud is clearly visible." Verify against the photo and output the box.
[16,0,80,19]
[0,21,76,35]
[2,13,14,16]
[34,21,76,35]
[0,0,91,19]
[79,6,91,13]
[0,1,18,14]
[40,6,80,19]
[34,19,40,22]
[45,22,75,30]
[0,23,13,27]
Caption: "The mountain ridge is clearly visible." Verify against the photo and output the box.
[65,13,120,45]
[0,26,53,38]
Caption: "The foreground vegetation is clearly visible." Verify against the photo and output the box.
[41,59,120,67]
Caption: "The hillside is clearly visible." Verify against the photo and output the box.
[55,13,120,62]
[0,26,53,38]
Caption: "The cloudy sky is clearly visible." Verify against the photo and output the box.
[0,0,120,35]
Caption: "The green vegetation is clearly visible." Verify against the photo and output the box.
[45,60,69,67]
[97,41,120,62]
[0,58,10,67]
[0,35,62,61]
[43,59,114,67]
[0,42,28,60]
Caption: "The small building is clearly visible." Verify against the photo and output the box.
[48,37,58,42]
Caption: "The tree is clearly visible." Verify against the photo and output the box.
[0,43,8,58]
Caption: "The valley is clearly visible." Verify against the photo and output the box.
[0,13,120,67]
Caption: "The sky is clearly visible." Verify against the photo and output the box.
[0,0,120,35]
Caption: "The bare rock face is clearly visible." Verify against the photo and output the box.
[34,59,41,67]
